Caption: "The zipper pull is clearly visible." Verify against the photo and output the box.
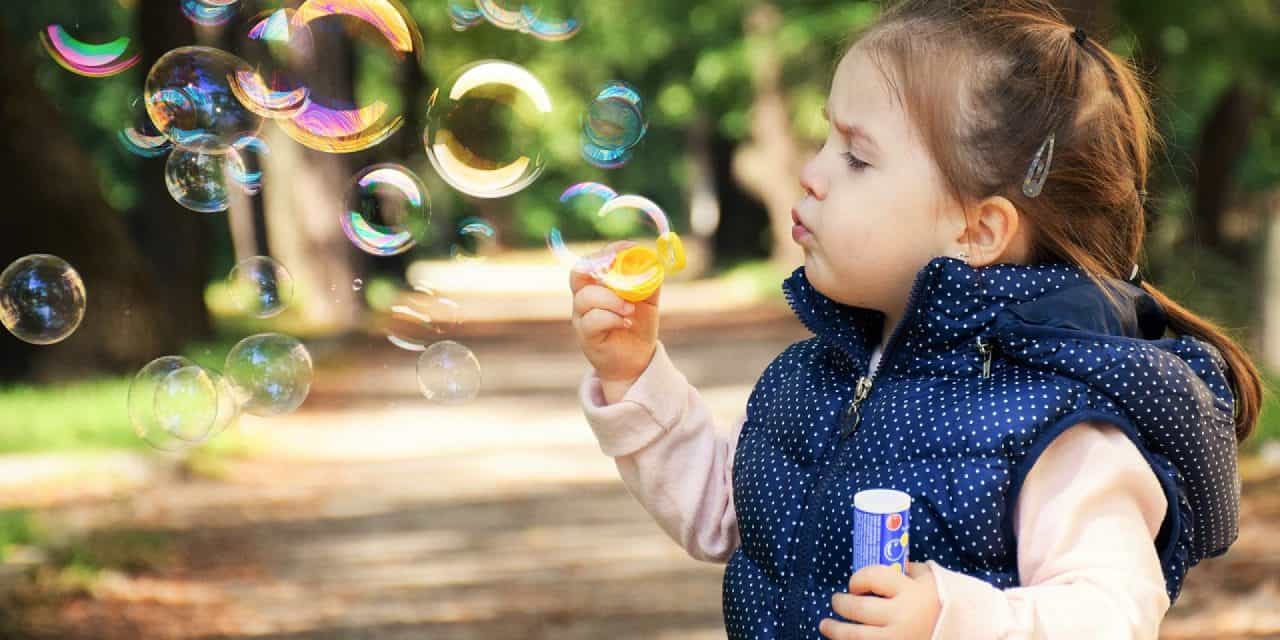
[840,376,874,438]
[976,336,994,379]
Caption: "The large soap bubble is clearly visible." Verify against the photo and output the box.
[416,340,481,404]
[224,333,313,417]
[0,254,86,346]
[164,141,251,212]
[581,81,647,169]
[145,46,263,153]
[424,60,552,198]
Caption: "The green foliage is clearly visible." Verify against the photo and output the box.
[0,509,38,561]
[0,378,137,453]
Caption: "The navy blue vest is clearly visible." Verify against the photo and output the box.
[723,256,1239,640]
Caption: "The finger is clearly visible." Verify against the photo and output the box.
[848,565,907,598]
[818,618,889,640]
[568,241,636,294]
[573,284,635,319]
[831,593,893,627]
[906,561,932,581]
[579,308,631,338]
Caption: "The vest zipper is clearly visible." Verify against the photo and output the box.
[839,376,873,438]
[977,336,995,379]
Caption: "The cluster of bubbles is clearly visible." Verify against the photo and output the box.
[448,1,581,41]
[0,255,86,346]
[129,332,312,452]
[581,81,647,169]
[30,1,672,416]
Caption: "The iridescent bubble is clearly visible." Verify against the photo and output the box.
[229,136,268,195]
[145,46,263,153]
[229,9,314,120]
[276,0,423,153]
[416,340,481,404]
[342,164,431,256]
[546,182,619,271]
[581,81,646,169]
[227,256,293,318]
[164,141,249,212]
[424,60,552,198]
[458,1,581,40]
[224,333,313,417]
[130,357,237,452]
[0,254,86,346]
[447,2,485,30]
[450,217,497,261]
[518,2,581,41]
[39,24,140,77]
[118,95,172,159]
[181,0,240,27]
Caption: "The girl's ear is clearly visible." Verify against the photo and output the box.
[950,195,1032,267]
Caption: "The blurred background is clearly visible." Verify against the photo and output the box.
[1,0,1279,638]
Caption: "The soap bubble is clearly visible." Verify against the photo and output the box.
[416,340,481,404]
[119,95,172,158]
[546,182,619,271]
[424,60,552,198]
[164,141,250,212]
[450,217,497,261]
[385,286,461,351]
[229,9,314,120]
[275,0,423,153]
[450,1,581,40]
[39,24,140,77]
[581,81,646,169]
[227,256,293,318]
[518,1,581,41]
[224,333,313,417]
[181,0,240,27]
[0,254,86,346]
[343,164,431,256]
[145,46,263,153]
[130,357,238,451]
[229,136,268,195]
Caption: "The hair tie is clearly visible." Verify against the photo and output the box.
[1071,26,1087,45]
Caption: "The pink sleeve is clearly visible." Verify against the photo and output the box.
[579,340,742,563]
[926,421,1171,640]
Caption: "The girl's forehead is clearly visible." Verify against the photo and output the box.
[830,49,907,135]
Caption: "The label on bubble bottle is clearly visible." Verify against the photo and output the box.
[852,489,911,575]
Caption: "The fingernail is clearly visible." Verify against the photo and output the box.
[623,318,633,328]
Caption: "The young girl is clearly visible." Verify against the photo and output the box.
[570,1,1262,638]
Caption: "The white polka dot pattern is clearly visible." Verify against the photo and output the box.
[722,256,1239,640]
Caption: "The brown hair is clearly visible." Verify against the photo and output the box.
[849,0,1262,442]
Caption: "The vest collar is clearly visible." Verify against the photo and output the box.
[781,256,1169,377]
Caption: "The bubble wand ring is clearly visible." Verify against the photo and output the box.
[593,195,685,302]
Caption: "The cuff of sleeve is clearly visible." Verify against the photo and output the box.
[926,560,1011,640]
[578,341,691,457]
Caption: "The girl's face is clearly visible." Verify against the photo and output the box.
[792,47,968,329]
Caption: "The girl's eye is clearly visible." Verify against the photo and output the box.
[842,152,869,171]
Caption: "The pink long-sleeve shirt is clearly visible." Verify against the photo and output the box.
[579,341,1172,639]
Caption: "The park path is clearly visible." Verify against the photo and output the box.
[3,307,1280,639]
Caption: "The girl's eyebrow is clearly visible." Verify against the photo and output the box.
[822,103,881,154]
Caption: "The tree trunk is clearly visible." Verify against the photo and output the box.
[1191,82,1258,255]
[731,3,804,270]
[0,26,177,381]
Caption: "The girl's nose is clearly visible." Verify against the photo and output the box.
[799,155,826,200]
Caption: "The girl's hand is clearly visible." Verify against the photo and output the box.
[569,241,661,401]
[819,562,941,640]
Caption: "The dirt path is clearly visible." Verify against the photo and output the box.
[3,311,1279,639]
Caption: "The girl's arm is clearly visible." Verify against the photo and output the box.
[924,421,1171,640]
[579,340,742,563]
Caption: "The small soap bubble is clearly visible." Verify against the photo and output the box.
[0,254,86,346]
[581,81,646,169]
[130,357,237,452]
[227,256,293,318]
[119,95,172,158]
[343,164,431,256]
[145,46,263,153]
[450,217,497,261]
[416,340,481,404]
[40,24,140,77]
[164,142,249,212]
[455,1,581,40]
[424,60,552,198]
[352,278,364,291]
[224,333,313,417]
[181,0,240,27]
[386,286,461,351]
